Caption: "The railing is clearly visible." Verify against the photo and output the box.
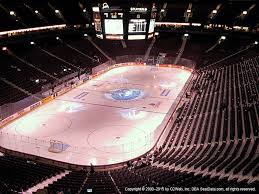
[115,55,195,70]
[0,129,155,166]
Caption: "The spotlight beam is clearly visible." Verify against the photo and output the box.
[23,3,49,24]
[207,4,221,21]
[0,4,27,27]
[48,3,67,23]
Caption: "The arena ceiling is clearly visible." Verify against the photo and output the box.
[0,0,257,31]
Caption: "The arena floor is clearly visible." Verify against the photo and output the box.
[0,65,191,165]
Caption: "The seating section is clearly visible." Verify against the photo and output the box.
[41,38,100,71]
[181,34,219,62]
[112,166,258,190]
[0,79,28,106]
[93,38,151,57]
[0,154,63,192]
[44,170,119,194]
[0,35,258,193]
[0,37,101,106]
[18,46,77,79]
[197,37,254,69]
[66,37,107,64]
[153,54,259,177]
[81,171,118,194]
[43,165,258,193]
[151,33,182,57]
[0,52,52,94]
[159,53,258,149]
[46,170,87,194]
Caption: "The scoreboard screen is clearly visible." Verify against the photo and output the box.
[102,10,124,39]
[104,19,124,35]
[148,19,155,33]
[128,19,147,33]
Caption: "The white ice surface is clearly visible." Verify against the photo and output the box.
[0,66,191,165]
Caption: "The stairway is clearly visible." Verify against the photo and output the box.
[144,37,156,62]
[24,170,70,194]
[173,37,188,65]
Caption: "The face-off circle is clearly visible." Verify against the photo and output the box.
[105,88,144,101]
[86,125,147,154]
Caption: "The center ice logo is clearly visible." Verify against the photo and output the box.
[105,88,144,101]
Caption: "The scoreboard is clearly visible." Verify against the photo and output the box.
[92,4,157,40]
[128,6,157,40]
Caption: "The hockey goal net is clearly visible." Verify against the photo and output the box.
[48,140,65,153]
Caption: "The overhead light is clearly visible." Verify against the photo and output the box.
[35,79,40,83]
[35,10,39,14]
[10,11,15,15]
[242,11,248,15]
[161,9,165,13]
[186,9,191,13]
[83,9,87,13]
[212,10,217,14]
[56,36,60,40]
[220,36,226,40]
[184,33,189,37]
[255,41,258,45]
[2,47,7,51]
[30,41,35,45]
[63,68,67,72]
[55,9,60,13]
[84,34,88,37]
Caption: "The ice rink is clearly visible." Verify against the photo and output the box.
[0,65,191,165]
